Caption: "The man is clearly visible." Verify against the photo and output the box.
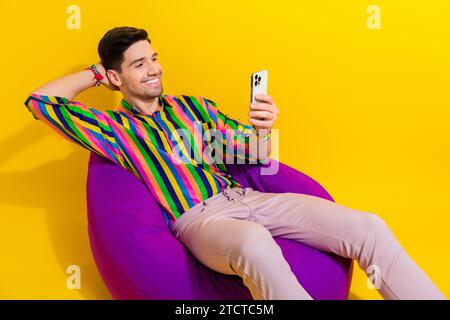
[24,26,446,300]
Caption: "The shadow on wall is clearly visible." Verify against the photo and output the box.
[0,84,118,299]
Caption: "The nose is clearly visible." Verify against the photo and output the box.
[146,70,159,77]
[147,65,160,76]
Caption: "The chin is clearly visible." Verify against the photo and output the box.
[154,86,164,96]
[143,87,163,99]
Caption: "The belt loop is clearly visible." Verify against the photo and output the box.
[222,189,232,201]
[200,200,206,213]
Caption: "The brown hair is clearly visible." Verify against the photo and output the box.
[98,26,150,72]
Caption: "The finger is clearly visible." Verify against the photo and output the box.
[255,94,274,104]
[250,102,272,111]
[249,110,273,120]
[249,118,272,128]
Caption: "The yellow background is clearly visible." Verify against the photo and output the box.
[1,0,449,299]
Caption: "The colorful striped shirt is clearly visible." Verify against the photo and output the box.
[24,93,265,226]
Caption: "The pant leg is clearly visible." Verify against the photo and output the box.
[239,188,447,300]
[170,188,313,300]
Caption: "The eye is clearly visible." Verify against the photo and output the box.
[136,63,143,67]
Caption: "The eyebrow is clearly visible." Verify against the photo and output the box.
[129,52,158,67]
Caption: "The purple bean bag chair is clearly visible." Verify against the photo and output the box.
[86,153,353,299]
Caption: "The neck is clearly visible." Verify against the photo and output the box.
[123,94,161,115]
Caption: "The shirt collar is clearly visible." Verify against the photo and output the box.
[120,95,171,116]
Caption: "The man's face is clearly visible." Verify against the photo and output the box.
[111,40,163,99]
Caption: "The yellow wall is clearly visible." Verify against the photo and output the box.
[1,0,449,299]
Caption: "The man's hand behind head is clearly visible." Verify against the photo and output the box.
[95,62,120,91]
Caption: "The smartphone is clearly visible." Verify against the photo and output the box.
[250,69,268,104]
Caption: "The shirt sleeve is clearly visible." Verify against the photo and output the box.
[24,92,125,166]
[203,97,267,164]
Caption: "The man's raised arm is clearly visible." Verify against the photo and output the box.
[23,63,127,167]
[31,63,117,99]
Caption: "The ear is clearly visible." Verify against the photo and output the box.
[107,69,122,87]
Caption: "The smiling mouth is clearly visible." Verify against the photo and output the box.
[142,77,160,86]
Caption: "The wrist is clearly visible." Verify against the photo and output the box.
[83,69,98,88]
[84,64,104,87]
[256,128,272,141]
